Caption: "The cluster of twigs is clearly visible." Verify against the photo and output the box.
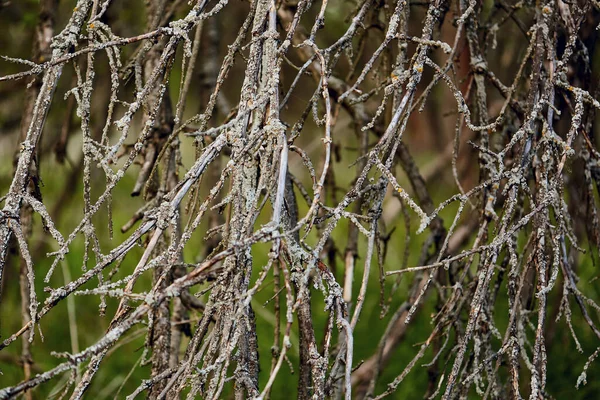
[1,0,600,398]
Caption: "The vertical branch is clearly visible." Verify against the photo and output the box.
[12,1,59,395]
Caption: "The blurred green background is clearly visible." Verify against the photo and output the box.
[1,0,600,399]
